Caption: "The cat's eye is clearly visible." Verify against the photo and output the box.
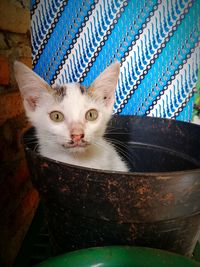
[85,109,98,121]
[49,111,64,122]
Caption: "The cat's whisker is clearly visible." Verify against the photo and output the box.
[112,147,132,166]
[109,141,131,155]
[23,136,37,141]
[92,141,120,165]
[105,126,130,135]
[93,139,131,166]
[105,132,129,135]
[33,143,39,152]
[24,140,38,146]
[103,137,133,165]
[86,135,130,152]
[36,133,72,145]
[106,139,130,150]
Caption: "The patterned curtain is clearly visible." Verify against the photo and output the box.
[31,0,200,121]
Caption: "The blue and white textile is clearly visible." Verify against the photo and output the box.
[31,0,200,121]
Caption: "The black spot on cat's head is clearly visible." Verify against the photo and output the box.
[52,85,67,102]
[80,85,87,94]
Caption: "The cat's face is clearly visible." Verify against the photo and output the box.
[27,82,113,153]
[14,61,120,153]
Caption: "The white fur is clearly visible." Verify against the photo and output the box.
[192,115,200,125]
[14,61,128,172]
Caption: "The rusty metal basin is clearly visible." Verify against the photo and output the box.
[23,116,200,257]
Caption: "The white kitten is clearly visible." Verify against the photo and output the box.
[14,61,128,172]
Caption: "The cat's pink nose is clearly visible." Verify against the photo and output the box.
[71,134,84,142]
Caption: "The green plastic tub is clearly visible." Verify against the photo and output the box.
[34,246,200,267]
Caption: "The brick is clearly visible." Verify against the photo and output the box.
[9,0,30,10]
[0,32,8,50]
[6,32,30,47]
[0,55,9,85]
[0,113,30,170]
[6,46,32,61]
[0,2,35,266]
[19,56,32,68]
[0,1,30,33]
[0,115,30,182]
[17,45,32,57]
[0,91,24,125]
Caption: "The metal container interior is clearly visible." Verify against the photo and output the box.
[23,115,200,257]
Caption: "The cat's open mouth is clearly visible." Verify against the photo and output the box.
[62,141,90,149]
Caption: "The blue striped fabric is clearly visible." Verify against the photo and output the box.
[31,0,200,121]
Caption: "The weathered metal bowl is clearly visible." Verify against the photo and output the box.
[23,116,200,257]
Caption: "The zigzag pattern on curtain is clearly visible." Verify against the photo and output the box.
[31,0,200,122]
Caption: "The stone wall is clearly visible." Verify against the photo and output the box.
[0,1,39,266]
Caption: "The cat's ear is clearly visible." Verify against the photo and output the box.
[89,61,120,107]
[14,61,52,111]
